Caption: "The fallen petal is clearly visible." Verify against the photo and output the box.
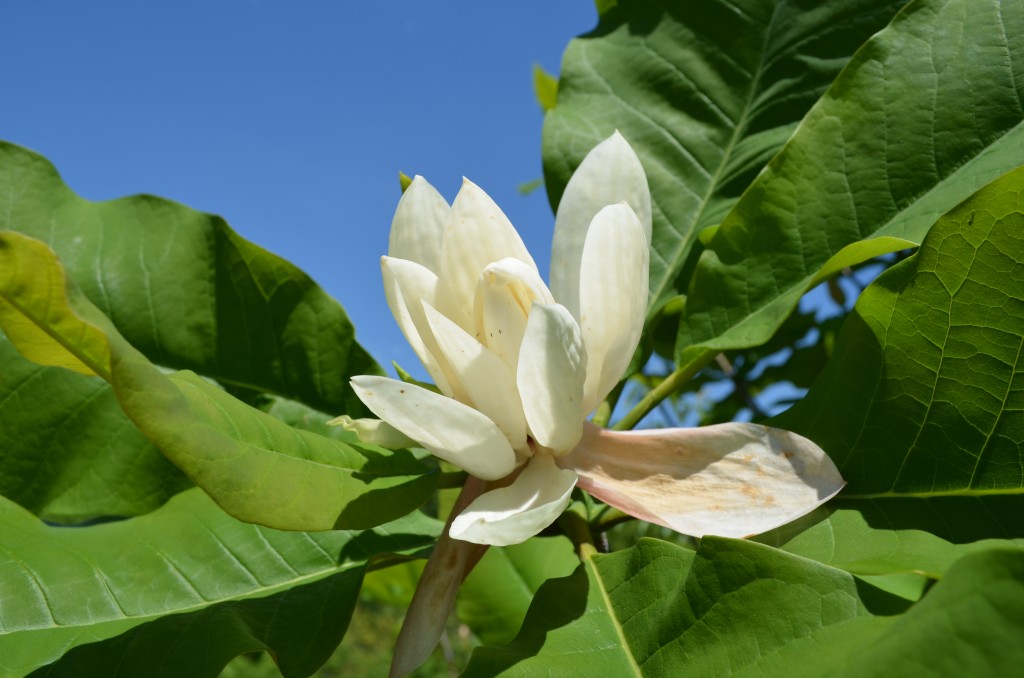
[563,423,845,538]
[351,375,517,481]
[450,453,579,546]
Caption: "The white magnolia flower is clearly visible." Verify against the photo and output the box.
[356,132,846,678]
[351,132,845,548]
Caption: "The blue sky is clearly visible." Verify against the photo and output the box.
[2,1,595,375]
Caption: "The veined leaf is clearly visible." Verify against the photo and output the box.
[543,0,906,317]
[0,334,191,522]
[0,232,435,530]
[0,142,381,416]
[776,166,1024,500]
[456,536,578,645]
[464,537,1024,676]
[677,0,1024,371]
[0,489,441,678]
[763,166,1024,579]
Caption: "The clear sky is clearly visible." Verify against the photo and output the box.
[2,1,596,376]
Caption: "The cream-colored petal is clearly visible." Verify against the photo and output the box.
[423,302,527,451]
[439,178,537,331]
[578,203,650,414]
[562,423,846,539]
[550,131,652,319]
[388,175,450,273]
[517,303,586,455]
[473,258,555,372]
[351,376,517,481]
[449,454,578,546]
[381,256,453,396]
[326,415,416,449]
[391,478,488,678]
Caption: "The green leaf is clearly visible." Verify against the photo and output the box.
[543,0,907,316]
[532,63,558,112]
[456,536,578,645]
[465,537,1024,676]
[677,0,1024,370]
[0,334,191,522]
[0,232,435,530]
[760,502,1024,579]
[0,141,381,416]
[0,489,441,677]
[776,166,1024,500]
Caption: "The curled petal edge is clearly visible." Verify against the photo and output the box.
[561,422,845,539]
[450,454,578,546]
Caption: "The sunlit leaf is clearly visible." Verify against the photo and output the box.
[0,142,381,416]
[465,537,1024,675]
[0,489,440,677]
[676,0,1024,372]
[0,232,435,531]
[543,0,906,318]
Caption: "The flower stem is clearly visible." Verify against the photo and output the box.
[612,349,714,431]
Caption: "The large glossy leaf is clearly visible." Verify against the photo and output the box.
[775,166,1024,499]
[543,0,907,315]
[456,536,578,645]
[0,333,191,522]
[677,0,1024,370]
[0,232,435,530]
[760,500,1024,579]
[0,489,441,678]
[464,537,1024,676]
[0,142,380,416]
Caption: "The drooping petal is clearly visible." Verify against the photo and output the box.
[380,256,454,397]
[439,178,538,331]
[473,257,555,372]
[517,303,586,455]
[423,302,527,451]
[449,454,578,546]
[578,203,650,414]
[351,376,517,481]
[391,477,488,678]
[550,131,652,319]
[562,423,846,538]
[326,415,416,450]
[388,175,450,273]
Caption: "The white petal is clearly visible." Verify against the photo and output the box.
[562,423,846,538]
[351,376,517,481]
[517,303,586,455]
[381,256,453,396]
[391,478,488,678]
[438,178,537,331]
[578,204,650,413]
[388,175,450,273]
[326,415,416,449]
[423,302,527,451]
[473,258,555,372]
[551,131,652,319]
[450,454,578,546]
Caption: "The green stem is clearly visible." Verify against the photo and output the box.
[612,350,714,431]
[558,511,596,562]
[591,381,625,428]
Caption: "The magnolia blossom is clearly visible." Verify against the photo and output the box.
[350,132,845,547]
